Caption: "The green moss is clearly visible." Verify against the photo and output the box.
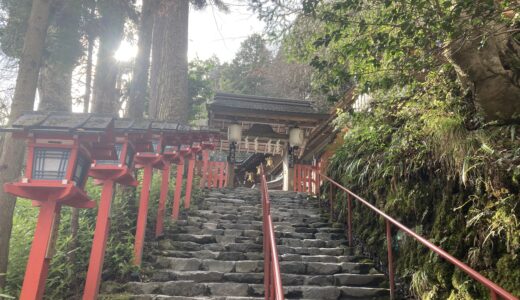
[327,67,520,298]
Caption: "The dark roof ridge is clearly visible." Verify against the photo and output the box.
[214,92,313,107]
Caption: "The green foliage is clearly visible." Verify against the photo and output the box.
[327,66,520,298]
[220,34,272,95]
[188,57,221,123]
[4,168,200,298]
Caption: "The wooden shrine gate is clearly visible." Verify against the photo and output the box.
[201,161,228,189]
[294,163,320,195]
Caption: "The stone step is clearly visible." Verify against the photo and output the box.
[278,237,347,248]
[277,245,353,256]
[101,296,267,300]
[247,282,389,299]
[279,261,373,275]
[149,270,385,288]
[109,281,389,299]
[154,257,264,273]
[152,250,264,261]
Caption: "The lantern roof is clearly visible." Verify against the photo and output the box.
[210,92,328,116]
[4,112,217,133]
[9,111,114,134]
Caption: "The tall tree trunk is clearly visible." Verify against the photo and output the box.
[148,1,165,119]
[91,0,126,114]
[150,0,190,123]
[0,0,53,290]
[445,23,520,123]
[37,0,81,112]
[127,0,154,119]
[83,30,94,113]
[38,61,74,111]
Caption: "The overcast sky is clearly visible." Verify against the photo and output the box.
[188,1,265,62]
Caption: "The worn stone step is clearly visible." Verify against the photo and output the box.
[279,261,372,275]
[155,257,264,273]
[278,237,346,248]
[280,254,360,263]
[248,284,390,300]
[277,245,353,256]
[150,271,263,284]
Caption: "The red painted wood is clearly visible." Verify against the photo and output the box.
[24,140,34,179]
[259,165,284,300]
[307,167,312,194]
[218,162,225,188]
[293,165,298,192]
[200,150,209,188]
[207,162,213,188]
[386,220,395,299]
[19,201,61,300]
[347,193,353,247]
[319,172,519,300]
[66,142,79,180]
[224,162,229,187]
[83,180,115,300]
[133,164,153,266]
[184,157,196,209]
[155,165,171,237]
[212,163,218,188]
[172,161,184,220]
[297,165,302,193]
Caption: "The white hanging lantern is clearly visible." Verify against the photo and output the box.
[228,123,242,143]
[289,127,304,147]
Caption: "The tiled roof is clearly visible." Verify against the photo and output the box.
[210,92,327,116]
[4,111,218,135]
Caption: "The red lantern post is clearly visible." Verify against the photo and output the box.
[83,132,141,300]
[2,112,115,300]
[155,146,181,237]
[200,141,214,188]
[171,144,191,220]
[133,135,165,266]
[184,142,202,209]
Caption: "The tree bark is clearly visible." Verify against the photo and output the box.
[149,0,190,123]
[127,0,155,119]
[0,0,53,290]
[445,23,520,123]
[37,0,81,112]
[83,30,94,113]
[38,61,74,111]
[91,0,126,114]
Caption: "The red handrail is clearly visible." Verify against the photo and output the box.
[259,165,285,300]
[316,171,518,300]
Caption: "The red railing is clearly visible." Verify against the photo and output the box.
[259,164,285,300]
[297,164,517,300]
[202,161,228,188]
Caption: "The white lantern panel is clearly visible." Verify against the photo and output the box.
[289,128,304,147]
[228,124,242,142]
[32,148,71,180]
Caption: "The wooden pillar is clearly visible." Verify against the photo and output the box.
[227,162,235,188]
[133,164,153,266]
[283,150,294,191]
[184,156,196,209]
[155,165,170,237]
[83,180,115,300]
[200,150,209,188]
[172,160,184,220]
[19,201,61,300]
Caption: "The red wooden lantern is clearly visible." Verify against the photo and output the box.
[2,112,115,300]
[200,141,216,188]
[132,132,166,266]
[83,120,145,300]
[184,142,202,210]
[154,145,181,237]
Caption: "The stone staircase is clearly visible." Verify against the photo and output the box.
[100,188,389,300]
